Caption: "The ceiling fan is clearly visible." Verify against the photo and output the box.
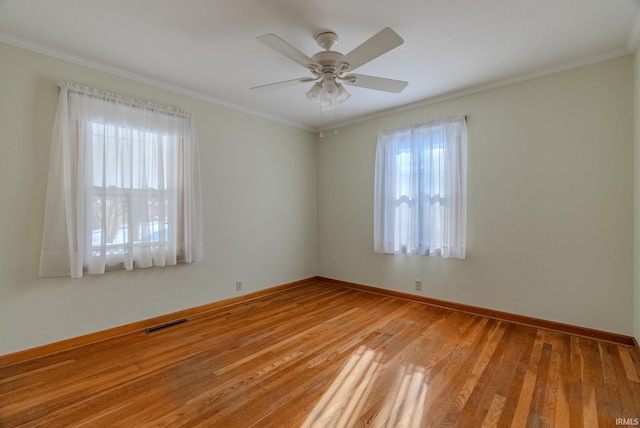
[251,27,408,110]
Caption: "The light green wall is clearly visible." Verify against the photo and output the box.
[318,56,634,335]
[0,42,318,355]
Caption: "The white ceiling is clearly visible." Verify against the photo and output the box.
[1,1,639,130]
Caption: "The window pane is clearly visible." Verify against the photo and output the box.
[91,194,129,247]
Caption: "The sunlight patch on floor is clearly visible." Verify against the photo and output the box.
[302,346,429,427]
[378,364,428,428]
[302,346,381,427]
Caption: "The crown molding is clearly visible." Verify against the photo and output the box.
[0,32,314,132]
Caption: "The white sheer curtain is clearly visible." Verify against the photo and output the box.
[374,115,467,258]
[40,82,203,278]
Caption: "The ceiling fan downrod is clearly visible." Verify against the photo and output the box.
[316,31,339,51]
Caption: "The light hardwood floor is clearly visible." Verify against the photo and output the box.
[1,281,639,427]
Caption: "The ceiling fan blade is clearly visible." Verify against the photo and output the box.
[250,77,317,92]
[340,27,404,72]
[343,74,408,93]
[257,34,319,69]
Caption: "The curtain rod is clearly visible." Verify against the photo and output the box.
[59,81,193,120]
[378,114,466,136]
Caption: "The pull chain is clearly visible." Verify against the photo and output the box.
[334,99,339,135]
[319,86,324,138]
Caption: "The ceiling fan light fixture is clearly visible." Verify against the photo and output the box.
[320,98,335,111]
[306,80,350,109]
[323,79,339,98]
[319,83,350,111]
[307,78,350,106]
[305,83,323,102]
[336,84,351,103]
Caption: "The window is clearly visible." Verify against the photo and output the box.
[374,115,467,258]
[88,123,173,253]
[40,82,203,278]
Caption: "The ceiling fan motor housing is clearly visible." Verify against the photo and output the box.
[311,51,350,78]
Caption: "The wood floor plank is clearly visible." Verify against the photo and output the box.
[619,347,640,383]
[1,281,639,427]
[567,336,585,428]
[495,325,537,427]
[510,329,546,428]
[481,394,506,428]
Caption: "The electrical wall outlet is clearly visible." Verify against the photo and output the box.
[236,281,242,291]
[415,279,422,291]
